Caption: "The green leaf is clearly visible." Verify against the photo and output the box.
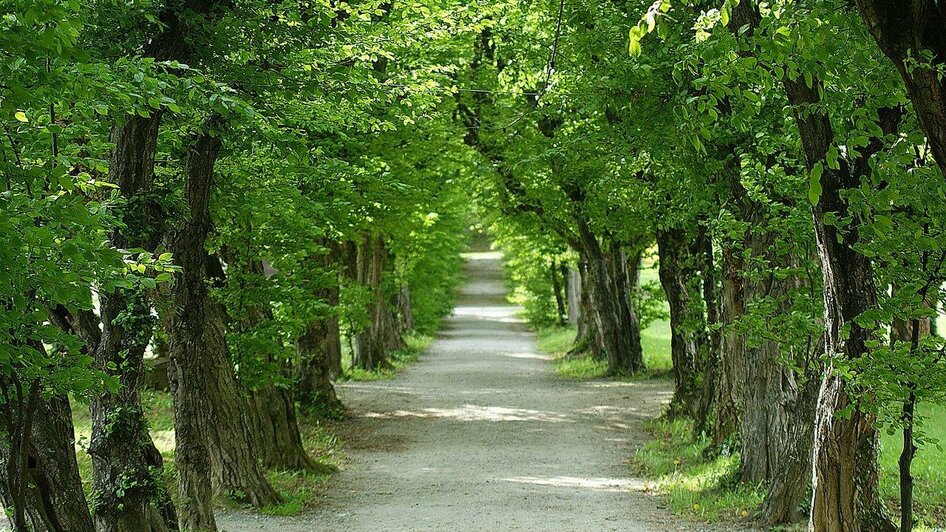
[808,162,824,206]
[14,111,28,123]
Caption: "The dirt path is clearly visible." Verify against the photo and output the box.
[218,252,714,531]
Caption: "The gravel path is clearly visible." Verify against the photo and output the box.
[218,252,721,531]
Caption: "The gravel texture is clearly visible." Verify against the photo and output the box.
[217,252,732,531]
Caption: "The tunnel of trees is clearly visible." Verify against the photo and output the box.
[1,0,945,531]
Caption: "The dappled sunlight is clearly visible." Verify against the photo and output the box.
[362,404,572,422]
[501,475,647,493]
[452,306,524,322]
[501,352,550,360]
[460,251,503,260]
[583,381,641,389]
[338,383,420,395]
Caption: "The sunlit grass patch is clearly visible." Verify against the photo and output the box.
[341,332,433,381]
[632,417,762,523]
[879,404,946,528]
[536,323,672,380]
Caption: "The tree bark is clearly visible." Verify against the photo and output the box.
[0,394,95,532]
[550,259,567,326]
[781,72,897,532]
[720,3,897,527]
[353,235,398,371]
[565,265,581,326]
[295,246,344,414]
[167,124,280,531]
[853,1,946,177]
[88,2,225,529]
[231,260,320,473]
[655,226,706,419]
[694,226,724,439]
[574,219,644,374]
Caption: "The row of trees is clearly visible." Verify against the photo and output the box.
[468,0,946,531]
[0,1,469,530]
[3,0,945,530]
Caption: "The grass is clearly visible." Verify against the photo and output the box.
[70,388,340,517]
[534,268,673,380]
[631,418,764,524]
[879,404,946,528]
[340,332,433,381]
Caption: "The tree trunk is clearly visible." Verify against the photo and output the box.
[398,285,414,332]
[88,2,227,529]
[575,219,644,374]
[713,242,744,451]
[92,84,178,532]
[245,385,324,472]
[853,1,946,177]
[167,125,280,531]
[717,148,824,525]
[231,259,320,473]
[296,314,344,416]
[780,72,897,532]
[694,225,723,439]
[296,246,344,412]
[568,258,602,358]
[0,394,95,532]
[353,235,397,371]
[550,259,567,326]
[655,226,705,419]
[565,265,581,326]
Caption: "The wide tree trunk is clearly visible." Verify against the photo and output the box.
[230,259,320,473]
[88,2,226,529]
[718,150,823,525]
[716,3,895,525]
[296,314,344,415]
[575,219,644,374]
[655,226,706,419]
[167,125,280,530]
[0,394,95,532]
[245,385,322,472]
[353,235,399,371]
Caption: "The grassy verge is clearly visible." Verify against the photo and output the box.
[340,332,433,381]
[71,388,340,517]
[534,296,946,529]
[631,418,763,524]
[535,321,672,380]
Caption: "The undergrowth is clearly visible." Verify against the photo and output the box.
[631,418,763,524]
[72,388,341,517]
[341,332,433,381]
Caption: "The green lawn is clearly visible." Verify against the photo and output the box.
[879,404,946,528]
